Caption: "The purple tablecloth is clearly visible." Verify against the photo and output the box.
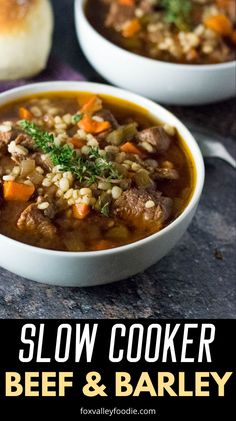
[0,56,86,94]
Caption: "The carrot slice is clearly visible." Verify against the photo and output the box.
[120,141,142,155]
[3,181,35,202]
[78,114,110,134]
[72,203,90,220]
[122,19,141,38]
[80,95,102,114]
[92,239,116,251]
[69,137,87,149]
[118,0,135,6]
[19,107,33,120]
[204,14,233,36]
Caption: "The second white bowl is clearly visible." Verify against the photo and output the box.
[75,0,236,106]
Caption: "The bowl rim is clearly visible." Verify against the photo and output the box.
[76,0,236,71]
[0,81,205,257]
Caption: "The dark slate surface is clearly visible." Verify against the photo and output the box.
[0,0,235,319]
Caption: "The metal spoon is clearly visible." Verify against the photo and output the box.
[186,123,236,169]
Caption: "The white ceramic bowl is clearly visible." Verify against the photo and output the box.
[0,81,204,286]
[75,0,236,106]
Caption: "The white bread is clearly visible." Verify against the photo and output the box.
[0,0,54,80]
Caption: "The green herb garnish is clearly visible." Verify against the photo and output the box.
[20,120,121,185]
[72,113,83,123]
[161,0,192,31]
[100,202,110,217]
[88,147,120,181]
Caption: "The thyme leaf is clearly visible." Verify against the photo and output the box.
[100,202,110,217]
[72,113,83,123]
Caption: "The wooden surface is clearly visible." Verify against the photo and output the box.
[0,0,235,318]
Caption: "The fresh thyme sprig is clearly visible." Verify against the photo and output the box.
[20,120,121,185]
[161,0,192,31]
[88,147,121,181]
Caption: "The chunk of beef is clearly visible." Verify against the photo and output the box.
[15,133,35,150]
[138,127,172,153]
[0,131,13,153]
[105,2,135,29]
[43,197,68,219]
[112,188,172,228]
[41,185,58,219]
[95,109,119,129]
[95,112,117,142]
[31,152,53,172]
[42,203,57,219]
[1,131,35,163]
[153,168,179,180]
[139,0,154,14]
[17,204,57,239]
[11,153,25,164]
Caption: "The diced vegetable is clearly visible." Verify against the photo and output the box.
[72,113,83,123]
[113,162,128,176]
[72,203,90,219]
[134,169,154,188]
[119,178,132,190]
[118,0,135,5]
[204,14,233,36]
[105,225,129,240]
[120,142,142,155]
[3,181,35,202]
[107,123,138,145]
[64,232,85,251]
[27,170,44,185]
[78,114,111,134]
[92,239,116,251]
[19,107,33,120]
[80,95,102,114]
[94,192,112,215]
[122,19,141,38]
[20,159,35,177]
[122,36,142,50]
[69,137,87,149]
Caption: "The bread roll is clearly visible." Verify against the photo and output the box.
[0,0,54,80]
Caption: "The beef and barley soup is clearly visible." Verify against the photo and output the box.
[86,0,236,64]
[0,93,194,251]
